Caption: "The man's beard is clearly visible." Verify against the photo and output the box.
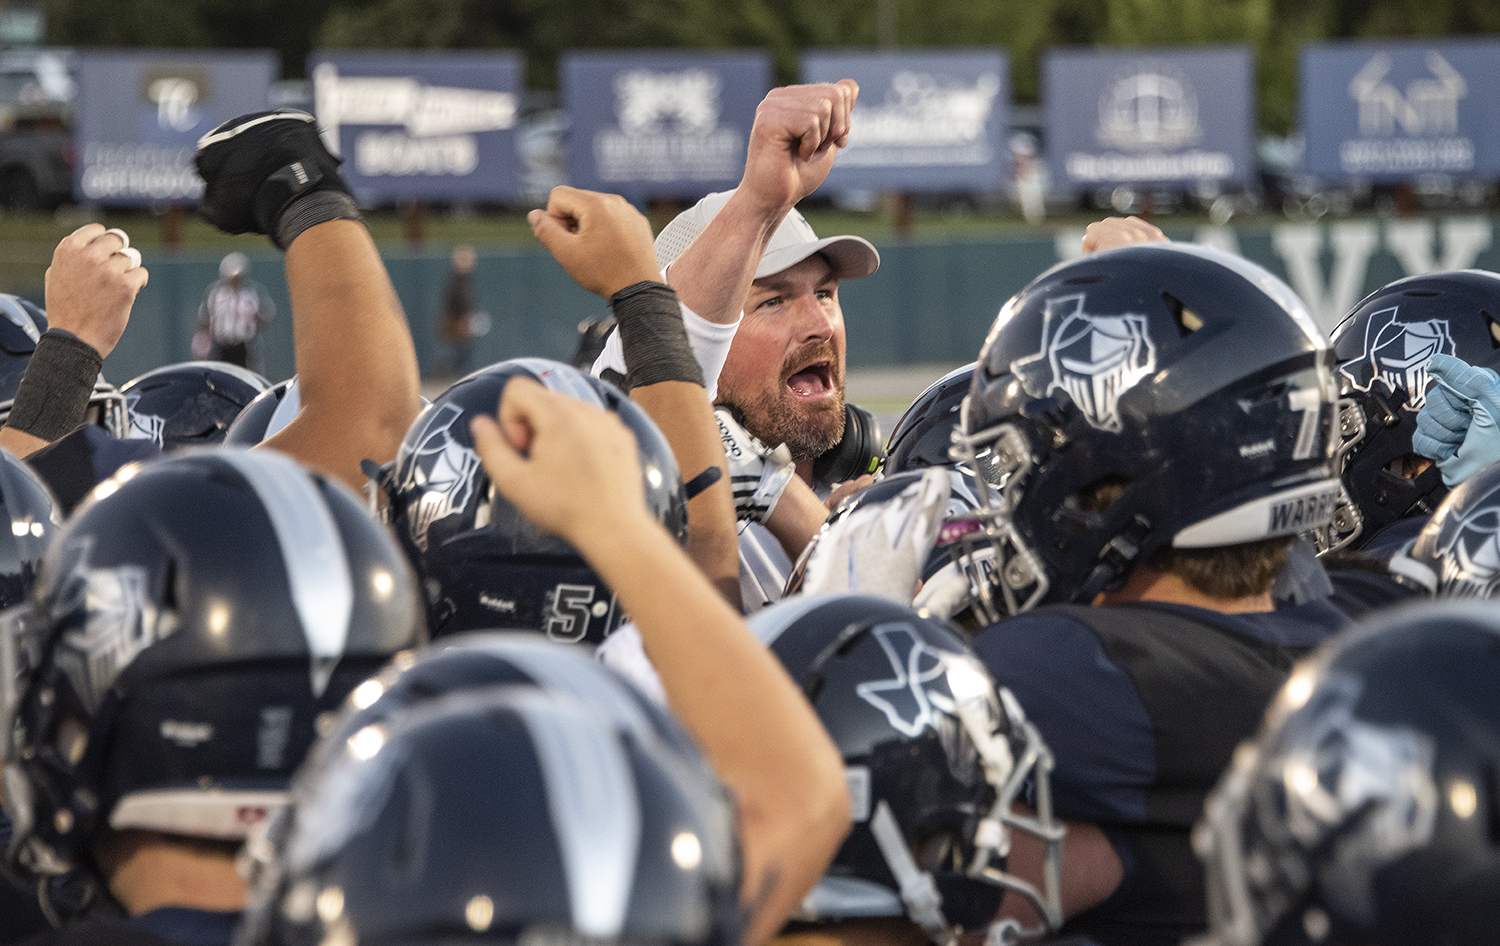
[723,345,846,463]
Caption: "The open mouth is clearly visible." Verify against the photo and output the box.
[786,360,833,400]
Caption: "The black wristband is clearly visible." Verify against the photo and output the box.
[609,282,704,391]
[683,465,724,500]
[4,330,102,442]
[273,190,364,250]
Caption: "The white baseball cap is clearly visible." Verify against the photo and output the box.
[655,190,880,282]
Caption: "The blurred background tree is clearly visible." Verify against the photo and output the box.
[37,0,1500,133]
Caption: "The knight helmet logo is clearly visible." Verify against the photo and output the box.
[49,538,165,714]
[395,403,482,553]
[123,391,165,447]
[1013,293,1157,433]
[1270,671,1437,919]
[1435,490,1500,599]
[1338,307,1454,409]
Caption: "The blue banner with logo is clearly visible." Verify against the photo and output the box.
[1044,46,1254,189]
[75,50,277,206]
[800,49,1009,192]
[309,51,523,203]
[1301,39,1500,180]
[561,50,771,198]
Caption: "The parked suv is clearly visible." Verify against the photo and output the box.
[0,48,74,211]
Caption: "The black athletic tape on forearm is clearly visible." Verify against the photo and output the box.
[683,465,723,500]
[609,281,704,391]
[273,190,364,250]
[4,330,102,442]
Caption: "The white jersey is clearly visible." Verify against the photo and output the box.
[200,282,272,344]
[738,520,795,614]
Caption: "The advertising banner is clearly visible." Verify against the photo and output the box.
[75,50,277,206]
[561,50,771,197]
[1301,39,1500,179]
[310,51,523,202]
[1044,46,1255,189]
[801,49,1009,192]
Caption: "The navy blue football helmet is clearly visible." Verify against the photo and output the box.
[953,243,1342,622]
[295,632,709,793]
[381,359,686,642]
[0,447,59,611]
[1387,459,1500,599]
[1192,600,1500,946]
[885,364,975,474]
[0,449,424,920]
[1322,270,1500,552]
[121,360,271,450]
[224,377,299,446]
[238,684,741,946]
[756,593,1064,942]
[0,294,128,439]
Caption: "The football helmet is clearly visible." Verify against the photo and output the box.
[1191,600,1500,946]
[298,631,708,790]
[756,593,1064,943]
[121,360,271,450]
[0,448,59,610]
[952,243,1342,622]
[0,294,128,439]
[238,685,741,946]
[224,377,299,446]
[1320,271,1500,552]
[885,364,975,474]
[381,359,687,642]
[0,449,424,920]
[1387,458,1500,599]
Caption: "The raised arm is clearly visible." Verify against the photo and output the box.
[472,378,850,946]
[531,185,741,605]
[1081,215,1167,255]
[667,81,858,325]
[262,220,420,491]
[0,224,147,458]
[194,110,422,491]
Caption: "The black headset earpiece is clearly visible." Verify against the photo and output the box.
[813,402,885,487]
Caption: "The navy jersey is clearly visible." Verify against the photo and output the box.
[1358,513,1427,561]
[972,599,1348,946]
[20,909,238,946]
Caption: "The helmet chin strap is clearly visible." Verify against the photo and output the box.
[869,800,957,946]
[1074,514,1152,605]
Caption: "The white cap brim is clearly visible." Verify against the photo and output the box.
[756,233,880,281]
[657,188,880,284]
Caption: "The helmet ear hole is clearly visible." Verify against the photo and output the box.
[1484,311,1500,349]
[57,714,89,767]
[1071,476,1132,515]
[915,830,960,872]
[1161,292,1203,337]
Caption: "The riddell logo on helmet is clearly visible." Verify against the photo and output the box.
[1012,293,1156,433]
[1338,307,1454,409]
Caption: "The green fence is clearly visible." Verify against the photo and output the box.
[94,215,1500,385]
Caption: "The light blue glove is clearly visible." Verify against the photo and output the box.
[1415,352,1500,487]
